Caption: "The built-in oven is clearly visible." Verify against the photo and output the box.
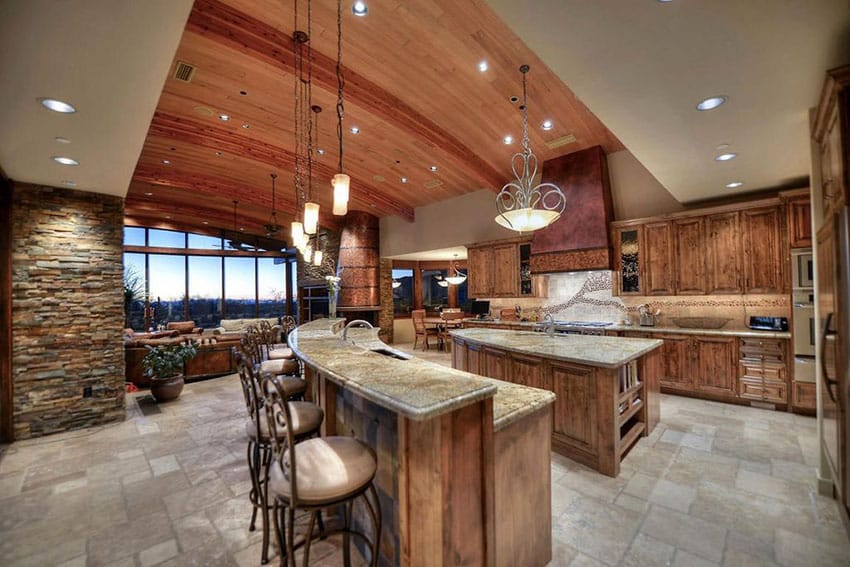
[792,290,815,357]
[791,249,814,289]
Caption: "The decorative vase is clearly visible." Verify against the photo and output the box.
[328,291,337,318]
[150,375,184,402]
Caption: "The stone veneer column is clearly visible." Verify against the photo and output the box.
[11,183,125,438]
[378,258,394,343]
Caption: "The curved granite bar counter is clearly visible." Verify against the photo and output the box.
[288,318,555,566]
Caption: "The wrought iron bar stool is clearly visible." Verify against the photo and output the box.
[242,330,306,399]
[259,319,296,361]
[235,351,324,564]
[262,375,382,567]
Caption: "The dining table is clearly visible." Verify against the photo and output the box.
[423,316,464,350]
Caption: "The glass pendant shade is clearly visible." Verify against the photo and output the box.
[332,173,350,216]
[313,249,323,266]
[392,280,401,289]
[437,279,449,288]
[445,273,467,285]
[291,221,305,246]
[303,202,319,235]
[494,207,562,233]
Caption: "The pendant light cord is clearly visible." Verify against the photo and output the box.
[306,0,313,203]
[336,0,345,173]
[520,65,530,157]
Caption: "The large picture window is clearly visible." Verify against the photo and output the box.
[422,269,449,312]
[224,257,257,319]
[189,256,222,327]
[149,254,186,324]
[258,258,287,318]
[392,269,414,316]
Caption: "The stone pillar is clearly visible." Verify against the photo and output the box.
[11,184,125,438]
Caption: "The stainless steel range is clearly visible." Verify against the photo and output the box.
[534,320,613,336]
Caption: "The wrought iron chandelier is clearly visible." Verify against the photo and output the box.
[495,64,566,232]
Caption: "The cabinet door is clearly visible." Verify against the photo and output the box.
[613,225,643,295]
[693,336,738,397]
[742,207,785,294]
[452,339,467,371]
[787,197,813,248]
[483,347,507,381]
[643,221,675,295]
[706,212,743,294]
[467,344,482,376]
[491,244,519,297]
[550,361,597,452]
[656,334,692,390]
[509,353,547,390]
[467,247,492,298]
[673,217,706,294]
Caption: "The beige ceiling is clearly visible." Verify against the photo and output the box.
[387,246,469,262]
[486,0,850,203]
[0,0,192,197]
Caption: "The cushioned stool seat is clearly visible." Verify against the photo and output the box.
[267,347,294,360]
[269,436,377,506]
[259,358,299,376]
[246,401,324,442]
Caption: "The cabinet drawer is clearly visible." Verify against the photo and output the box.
[761,362,786,382]
[740,338,785,354]
[739,378,766,400]
[761,380,787,403]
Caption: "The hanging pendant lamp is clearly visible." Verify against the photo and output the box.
[444,254,467,285]
[264,173,282,236]
[495,65,566,232]
[332,0,350,216]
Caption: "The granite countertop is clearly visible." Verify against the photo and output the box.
[607,324,792,339]
[288,319,554,430]
[451,328,663,369]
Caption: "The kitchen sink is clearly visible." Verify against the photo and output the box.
[671,317,732,329]
[371,348,410,360]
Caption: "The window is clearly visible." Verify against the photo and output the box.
[291,261,299,321]
[148,254,186,324]
[123,226,145,246]
[422,269,449,313]
[149,229,186,248]
[225,257,256,318]
[123,252,146,330]
[188,233,223,250]
[457,278,470,313]
[258,258,287,318]
[189,256,222,328]
[392,269,414,316]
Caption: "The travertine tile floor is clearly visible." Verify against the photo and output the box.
[0,345,846,566]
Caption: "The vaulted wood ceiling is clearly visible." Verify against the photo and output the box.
[126,0,622,238]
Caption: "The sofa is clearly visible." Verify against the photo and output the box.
[210,317,282,342]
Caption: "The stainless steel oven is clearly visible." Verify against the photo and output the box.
[791,249,814,289]
[793,290,815,357]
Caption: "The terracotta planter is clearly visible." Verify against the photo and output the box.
[150,374,185,402]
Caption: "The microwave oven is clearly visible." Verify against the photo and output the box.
[791,249,813,289]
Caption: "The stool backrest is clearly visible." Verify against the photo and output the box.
[234,349,262,439]
[240,330,263,366]
[262,375,301,502]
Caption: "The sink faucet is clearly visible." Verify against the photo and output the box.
[341,319,374,342]
[543,313,555,337]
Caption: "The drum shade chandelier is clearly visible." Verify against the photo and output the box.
[495,65,566,232]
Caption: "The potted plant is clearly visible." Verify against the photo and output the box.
[141,342,198,402]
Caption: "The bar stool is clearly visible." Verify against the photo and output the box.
[235,352,324,564]
[241,332,306,399]
[262,375,382,567]
[259,319,296,361]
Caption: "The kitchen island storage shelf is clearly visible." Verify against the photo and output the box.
[451,328,662,477]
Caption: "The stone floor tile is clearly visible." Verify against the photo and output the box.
[769,459,817,487]
[138,538,179,567]
[551,481,582,518]
[553,495,642,565]
[0,470,25,496]
[206,495,264,551]
[622,533,675,567]
[55,555,88,567]
[160,544,237,567]
[722,549,780,567]
[164,476,231,521]
[623,472,658,499]
[647,478,696,513]
[566,552,609,566]
[640,505,727,562]
[173,510,221,552]
[673,549,719,566]
[613,492,649,514]
[774,527,850,567]
[548,540,580,566]
[87,511,174,566]
[149,454,181,477]
[735,468,813,506]
[555,465,630,504]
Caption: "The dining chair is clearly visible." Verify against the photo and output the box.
[411,309,439,351]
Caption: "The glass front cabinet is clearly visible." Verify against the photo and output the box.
[613,225,643,295]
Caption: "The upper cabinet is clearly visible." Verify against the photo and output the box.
[467,239,547,299]
[467,246,493,298]
[612,197,789,297]
[812,66,850,229]
[491,244,520,297]
[786,196,813,248]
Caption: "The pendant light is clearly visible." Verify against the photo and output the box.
[303,202,319,234]
[495,65,566,232]
[264,173,282,236]
[332,0,350,216]
[313,249,323,266]
[444,254,467,285]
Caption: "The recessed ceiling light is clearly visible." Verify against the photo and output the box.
[240,227,245,231]
[478,61,488,72]
[541,120,554,131]
[202,221,209,225]
[657,0,674,3]
[726,181,744,189]
[429,165,438,172]
[144,192,153,196]
[55,136,71,144]
[39,98,76,113]
[162,159,171,165]
[215,151,222,156]
[165,215,171,219]
[61,180,76,187]
[715,153,737,162]
[241,123,250,129]
[52,156,78,166]
[503,135,513,145]
[350,126,360,134]
[401,177,408,183]
[696,96,728,111]
[352,1,368,16]
[370,203,377,208]
[509,96,519,104]
[239,90,247,96]
[219,114,230,121]
[317,149,325,155]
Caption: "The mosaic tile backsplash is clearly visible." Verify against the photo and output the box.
[484,271,789,327]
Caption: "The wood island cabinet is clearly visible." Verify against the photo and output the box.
[673,217,707,295]
[742,207,786,294]
[643,221,676,295]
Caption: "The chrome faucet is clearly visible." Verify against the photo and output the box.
[543,313,555,337]
[341,319,374,342]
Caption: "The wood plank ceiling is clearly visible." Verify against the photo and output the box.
[126,0,623,240]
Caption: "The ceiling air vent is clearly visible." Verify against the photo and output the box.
[424,179,443,189]
[545,134,577,150]
[173,61,196,82]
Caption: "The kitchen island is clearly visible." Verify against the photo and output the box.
[451,328,663,477]
[289,319,556,567]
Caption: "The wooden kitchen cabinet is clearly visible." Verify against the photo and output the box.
[467,246,493,297]
[657,333,738,401]
[550,361,597,455]
[673,217,707,295]
[483,347,508,381]
[742,207,786,294]
[510,352,548,391]
[786,195,813,248]
[466,239,541,298]
[813,66,850,225]
[706,212,743,294]
[643,221,676,295]
[738,338,789,405]
[612,224,643,295]
[656,334,692,391]
[492,244,519,296]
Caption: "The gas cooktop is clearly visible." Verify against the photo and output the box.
[554,321,613,328]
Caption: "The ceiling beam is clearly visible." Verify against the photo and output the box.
[145,112,414,222]
[186,0,506,191]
